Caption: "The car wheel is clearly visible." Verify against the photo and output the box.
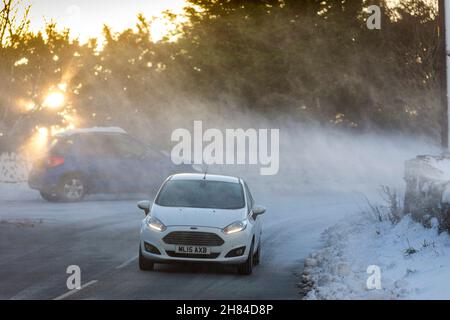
[139,246,154,271]
[58,175,85,202]
[254,242,261,266]
[238,241,254,275]
[39,191,59,202]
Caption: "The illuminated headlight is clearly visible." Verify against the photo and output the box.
[147,216,166,232]
[223,220,247,235]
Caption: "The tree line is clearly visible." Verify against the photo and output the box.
[0,0,442,150]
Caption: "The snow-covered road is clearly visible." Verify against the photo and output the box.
[0,183,364,300]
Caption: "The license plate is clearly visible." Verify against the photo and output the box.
[175,245,211,255]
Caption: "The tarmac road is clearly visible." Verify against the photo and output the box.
[0,184,362,300]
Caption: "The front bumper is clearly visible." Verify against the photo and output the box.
[140,225,253,264]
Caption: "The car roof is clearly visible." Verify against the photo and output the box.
[170,173,241,184]
[54,127,127,137]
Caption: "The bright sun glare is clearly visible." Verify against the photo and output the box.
[43,92,65,109]
[21,1,190,151]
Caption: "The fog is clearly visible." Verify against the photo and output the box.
[116,98,440,199]
[215,123,437,198]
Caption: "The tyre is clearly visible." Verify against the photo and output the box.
[58,174,85,202]
[254,242,261,266]
[238,241,254,275]
[139,246,154,271]
[39,191,59,202]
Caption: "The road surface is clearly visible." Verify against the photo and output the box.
[0,183,364,300]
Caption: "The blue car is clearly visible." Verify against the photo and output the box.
[28,127,192,202]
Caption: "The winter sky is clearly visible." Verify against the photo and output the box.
[25,0,188,42]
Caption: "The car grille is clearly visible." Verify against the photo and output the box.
[163,231,225,246]
[166,251,220,259]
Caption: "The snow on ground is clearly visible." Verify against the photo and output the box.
[302,212,450,300]
[0,153,30,183]
[0,182,39,201]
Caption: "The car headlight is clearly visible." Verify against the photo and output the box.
[223,220,247,234]
[147,216,166,232]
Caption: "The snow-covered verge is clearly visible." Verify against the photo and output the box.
[300,213,450,300]
[0,152,30,183]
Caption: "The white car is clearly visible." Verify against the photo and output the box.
[137,173,265,275]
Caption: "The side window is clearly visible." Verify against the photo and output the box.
[76,135,117,157]
[112,135,145,158]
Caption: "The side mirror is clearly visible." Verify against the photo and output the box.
[252,205,266,219]
[137,200,151,215]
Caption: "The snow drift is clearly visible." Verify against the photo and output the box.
[301,213,450,300]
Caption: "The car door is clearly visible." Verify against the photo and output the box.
[111,134,167,193]
[74,134,124,193]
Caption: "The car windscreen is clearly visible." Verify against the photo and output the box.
[155,180,245,210]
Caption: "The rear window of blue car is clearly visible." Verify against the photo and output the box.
[155,180,245,210]
[49,138,74,155]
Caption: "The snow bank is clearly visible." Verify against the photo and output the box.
[0,152,30,183]
[301,213,450,300]
[405,155,450,181]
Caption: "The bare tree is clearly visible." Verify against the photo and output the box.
[0,0,30,47]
